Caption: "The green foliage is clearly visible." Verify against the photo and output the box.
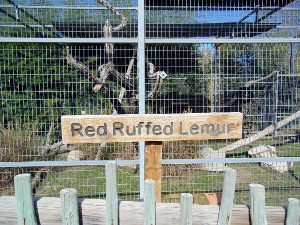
[0,43,111,132]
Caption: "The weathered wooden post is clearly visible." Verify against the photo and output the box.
[61,113,242,203]
[106,161,118,225]
[145,141,162,202]
[250,184,267,225]
[144,179,156,225]
[180,193,193,225]
[60,188,80,225]
[217,168,237,225]
[14,174,38,225]
[286,198,300,225]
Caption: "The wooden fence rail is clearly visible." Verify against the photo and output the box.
[0,161,299,225]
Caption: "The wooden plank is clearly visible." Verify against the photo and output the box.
[144,180,156,225]
[60,188,80,225]
[0,197,294,225]
[145,141,162,202]
[106,161,118,225]
[250,184,268,225]
[217,168,237,225]
[61,113,243,144]
[180,193,193,225]
[286,198,300,225]
[14,174,38,225]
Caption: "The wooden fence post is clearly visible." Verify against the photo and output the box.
[14,174,38,225]
[250,184,267,225]
[60,188,80,225]
[106,161,118,225]
[180,193,193,225]
[217,168,237,225]
[145,141,162,202]
[144,179,156,225]
[286,198,300,225]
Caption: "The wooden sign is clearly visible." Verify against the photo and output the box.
[61,113,243,144]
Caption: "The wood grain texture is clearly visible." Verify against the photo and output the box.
[106,161,118,225]
[144,180,156,225]
[0,197,297,225]
[217,168,237,225]
[61,113,243,144]
[180,193,193,225]
[250,184,268,225]
[60,188,80,225]
[14,174,38,225]
[145,141,162,202]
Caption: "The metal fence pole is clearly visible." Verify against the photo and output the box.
[138,0,146,199]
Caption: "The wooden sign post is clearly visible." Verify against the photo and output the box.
[145,141,162,201]
[62,113,243,202]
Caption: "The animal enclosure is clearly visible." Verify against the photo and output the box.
[1,165,299,225]
[0,0,300,207]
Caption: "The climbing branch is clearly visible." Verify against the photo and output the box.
[103,20,114,60]
[148,75,164,99]
[66,47,126,114]
[66,47,102,85]
[96,51,138,113]
[219,109,300,154]
[96,0,127,31]
[224,70,279,112]
[126,51,138,113]
[96,63,135,92]
[126,50,136,79]
[147,60,167,99]
[245,70,279,88]
[67,1,165,115]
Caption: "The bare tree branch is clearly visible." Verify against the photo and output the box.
[103,20,114,60]
[126,50,136,79]
[225,70,279,109]
[147,60,156,77]
[45,121,54,147]
[147,60,168,99]
[94,61,115,92]
[66,47,102,85]
[147,74,164,99]
[245,70,279,88]
[96,0,127,31]
[66,47,126,114]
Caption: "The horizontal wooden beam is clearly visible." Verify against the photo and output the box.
[0,196,290,225]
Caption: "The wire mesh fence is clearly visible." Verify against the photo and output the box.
[0,0,300,206]
[1,0,300,38]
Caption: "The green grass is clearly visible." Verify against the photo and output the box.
[36,166,140,200]
[34,163,300,205]
[31,140,300,206]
